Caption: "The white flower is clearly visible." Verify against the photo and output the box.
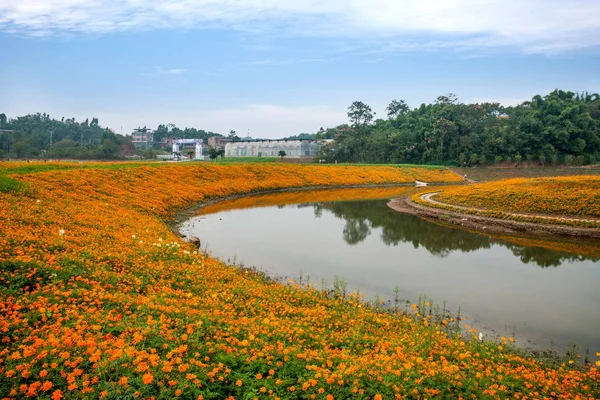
[158,238,163,242]
[36,199,41,203]
[58,229,65,236]
[139,240,144,244]
[132,235,136,239]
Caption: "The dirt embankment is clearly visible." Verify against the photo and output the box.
[388,195,600,240]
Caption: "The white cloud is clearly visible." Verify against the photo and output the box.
[141,67,188,76]
[157,67,187,75]
[1,0,599,54]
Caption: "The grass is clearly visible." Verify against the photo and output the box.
[213,157,279,163]
[0,175,24,193]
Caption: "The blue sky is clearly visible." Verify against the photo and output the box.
[1,1,599,138]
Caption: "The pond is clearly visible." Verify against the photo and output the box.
[178,187,600,354]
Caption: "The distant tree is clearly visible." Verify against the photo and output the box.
[217,149,225,159]
[187,151,194,160]
[278,150,286,159]
[227,130,240,141]
[435,93,459,105]
[347,101,374,127]
[386,99,409,119]
[140,148,156,160]
[209,148,219,160]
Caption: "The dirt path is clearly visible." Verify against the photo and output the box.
[420,192,600,225]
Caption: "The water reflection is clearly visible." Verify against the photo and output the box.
[314,201,599,268]
[181,191,600,352]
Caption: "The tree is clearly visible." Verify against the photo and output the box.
[208,148,219,160]
[386,99,409,119]
[228,130,240,141]
[278,150,286,159]
[217,149,225,159]
[187,151,194,160]
[435,93,458,105]
[347,101,374,127]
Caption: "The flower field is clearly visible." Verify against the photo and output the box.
[436,176,600,218]
[1,162,598,399]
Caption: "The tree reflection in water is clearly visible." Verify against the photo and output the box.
[311,200,599,268]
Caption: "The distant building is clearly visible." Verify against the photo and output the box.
[132,127,153,148]
[224,139,325,158]
[208,136,233,149]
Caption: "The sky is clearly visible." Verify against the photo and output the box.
[1,0,600,138]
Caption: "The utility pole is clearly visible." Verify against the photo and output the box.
[49,129,54,145]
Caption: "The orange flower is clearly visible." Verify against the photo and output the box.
[142,373,154,385]
[51,390,63,400]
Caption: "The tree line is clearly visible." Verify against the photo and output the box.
[0,114,224,160]
[0,113,129,159]
[153,124,221,144]
[315,90,600,166]
[3,89,599,164]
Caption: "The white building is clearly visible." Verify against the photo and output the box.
[224,139,322,158]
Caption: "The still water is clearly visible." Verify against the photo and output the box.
[179,188,600,353]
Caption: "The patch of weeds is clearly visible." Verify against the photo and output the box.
[0,175,25,193]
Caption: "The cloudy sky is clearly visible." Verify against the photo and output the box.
[1,0,599,138]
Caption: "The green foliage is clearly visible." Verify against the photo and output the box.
[215,157,278,164]
[0,175,25,193]
[317,90,600,165]
[0,113,128,160]
[278,150,286,159]
[139,147,157,160]
[154,123,220,143]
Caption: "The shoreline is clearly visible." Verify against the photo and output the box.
[388,195,600,240]
[171,185,597,364]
